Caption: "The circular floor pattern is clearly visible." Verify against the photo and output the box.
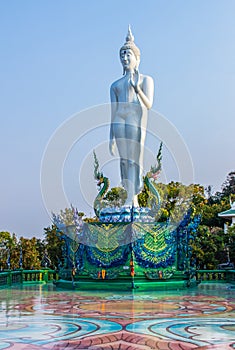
[1,284,235,349]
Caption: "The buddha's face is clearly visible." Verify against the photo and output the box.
[120,48,139,72]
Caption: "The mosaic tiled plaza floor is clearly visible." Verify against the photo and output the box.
[1,283,235,349]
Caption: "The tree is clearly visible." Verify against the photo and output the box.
[152,182,206,223]
[222,171,235,197]
[191,225,225,269]
[44,225,64,268]
[137,181,151,207]
[0,231,19,269]
[103,187,127,207]
[19,237,41,269]
[36,238,46,263]
[201,198,230,228]
[200,171,235,228]
[56,207,75,226]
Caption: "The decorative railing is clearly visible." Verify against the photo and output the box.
[196,269,235,283]
[0,269,57,287]
[1,269,235,288]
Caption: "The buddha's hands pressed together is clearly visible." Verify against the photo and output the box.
[129,69,140,93]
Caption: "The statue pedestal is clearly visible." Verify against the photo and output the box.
[99,206,155,223]
[54,209,200,291]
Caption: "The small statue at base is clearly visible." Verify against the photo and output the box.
[109,26,154,207]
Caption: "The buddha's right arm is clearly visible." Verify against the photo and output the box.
[110,85,118,137]
[109,86,117,155]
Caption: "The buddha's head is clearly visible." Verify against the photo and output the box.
[120,26,140,74]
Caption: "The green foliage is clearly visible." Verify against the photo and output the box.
[189,171,235,268]
[0,232,43,270]
[43,225,64,268]
[222,171,235,197]
[83,216,99,223]
[138,180,154,207]
[36,239,46,263]
[0,231,18,269]
[103,187,127,207]
[201,198,230,228]
[0,231,12,242]
[56,208,75,226]
[19,237,41,269]
[143,181,206,223]
[191,226,225,269]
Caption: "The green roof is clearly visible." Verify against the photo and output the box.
[218,209,235,218]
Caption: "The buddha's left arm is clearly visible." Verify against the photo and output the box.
[137,76,154,109]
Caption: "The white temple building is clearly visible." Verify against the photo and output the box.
[218,200,235,233]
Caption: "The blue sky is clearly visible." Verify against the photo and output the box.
[0,0,235,238]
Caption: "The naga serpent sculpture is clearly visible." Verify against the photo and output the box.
[93,151,110,218]
[144,142,162,215]
[93,143,162,219]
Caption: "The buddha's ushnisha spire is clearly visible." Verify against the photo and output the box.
[126,24,134,42]
[120,25,140,59]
